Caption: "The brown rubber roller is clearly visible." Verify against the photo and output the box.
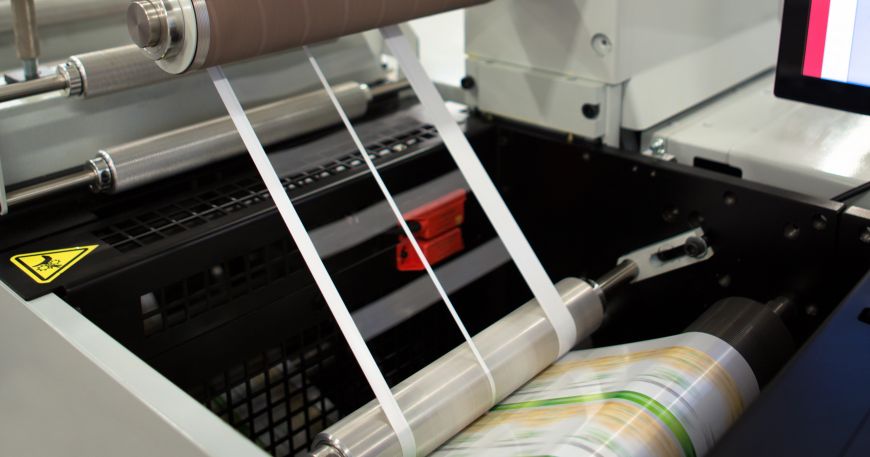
[195,0,488,70]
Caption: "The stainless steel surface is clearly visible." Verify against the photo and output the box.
[310,446,344,457]
[10,0,39,80]
[103,81,370,193]
[70,45,173,98]
[0,46,173,103]
[312,278,606,457]
[132,0,186,63]
[3,82,371,208]
[5,168,96,207]
[595,260,640,298]
[0,74,66,103]
[190,0,210,71]
[127,1,162,47]
[21,59,38,80]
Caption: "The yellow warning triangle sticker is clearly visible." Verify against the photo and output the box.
[10,245,99,284]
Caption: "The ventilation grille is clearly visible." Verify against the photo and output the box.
[191,313,449,457]
[139,239,302,337]
[192,324,340,457]
[95,125,437,253]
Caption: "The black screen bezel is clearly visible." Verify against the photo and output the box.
[775,0,870,115]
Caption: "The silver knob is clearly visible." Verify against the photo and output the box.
[127,1,163,48]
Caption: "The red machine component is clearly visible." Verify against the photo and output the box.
[396,189,468,271]
[396,228,465,272]
[403,189,467,240]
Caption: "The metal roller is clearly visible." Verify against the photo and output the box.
[64,45,174,97]
[5,81,411,208]
[687,296,795,386]
[310,262,640,457]
[94,81,370,193]
[0,45,174,103]
[127,0,490,74]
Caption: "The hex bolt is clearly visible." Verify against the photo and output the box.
[684,236,709,258]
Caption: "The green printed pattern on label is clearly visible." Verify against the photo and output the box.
[493,391,696,457]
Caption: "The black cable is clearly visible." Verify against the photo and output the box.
[832,181,870,203]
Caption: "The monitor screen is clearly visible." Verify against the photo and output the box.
[776,0,870,114]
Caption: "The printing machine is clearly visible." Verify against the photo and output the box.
[0,1,867,456]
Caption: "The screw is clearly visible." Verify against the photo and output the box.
[784,224,801,240]
[582,103,600,119]
[460,76,476,90]
[812,214,828,231]
[718,274,732,288]
[861,227,870,244]
[805,305,819,317]
[650,138,667,156]
[684,236,709,258]
[591,33,613,56]
[582,152,592,162]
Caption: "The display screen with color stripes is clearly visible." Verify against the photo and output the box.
[804,0,870,87]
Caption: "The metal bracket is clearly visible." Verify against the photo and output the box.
[618,228,714,283]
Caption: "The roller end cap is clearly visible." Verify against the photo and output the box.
[127,1,163,48]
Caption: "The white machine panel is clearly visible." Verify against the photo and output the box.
[466,58,606,138]
[466,0,778,84]
[650,74,870,200]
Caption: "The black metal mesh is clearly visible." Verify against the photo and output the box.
[190,323,341,457]
[93,125,437,253]
[139,239,302,336]
[188,305,458,457]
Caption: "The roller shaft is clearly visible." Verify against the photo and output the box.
[312,276,613,457]
[5,169,96,207]
[0,74,66,103]
[5,81,380,207]
[129,0,490,73]
[0,45,175,103]
[101,81,370,193]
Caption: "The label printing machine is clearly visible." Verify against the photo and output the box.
[0,1,868,456]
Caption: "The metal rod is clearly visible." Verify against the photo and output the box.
[368,80,411,98]
[0,75,67,103]
[5,168,96,207]
[311,276,612,457]
[596,260,640,298]
[3,80,411,210]
[10,0,40,80]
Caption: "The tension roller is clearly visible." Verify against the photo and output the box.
[312,264,637,457]
[126,0,490,74]
[310,230,719,457]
